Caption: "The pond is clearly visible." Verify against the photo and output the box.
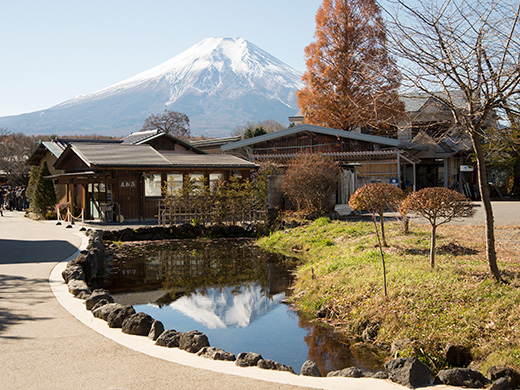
[103,238,382,375]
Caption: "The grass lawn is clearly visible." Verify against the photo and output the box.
[258,217,520,373]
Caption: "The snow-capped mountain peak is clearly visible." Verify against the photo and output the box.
[0,37,303,137]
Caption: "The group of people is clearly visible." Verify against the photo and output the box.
[0,186,28,216]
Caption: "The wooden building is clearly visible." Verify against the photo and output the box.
[222,124,420,211]
[28,131,257,222]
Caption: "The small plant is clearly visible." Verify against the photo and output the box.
[45,211,57,220]
[314,216,331,226]
[191,216,202,227]
[400,187,475,268]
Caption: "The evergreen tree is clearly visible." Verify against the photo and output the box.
[297,0,403,134]
[32,161,57,217]
[26,165,40,206]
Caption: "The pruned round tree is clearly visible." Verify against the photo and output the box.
[282,153,339,216]
[349,183,405,247]
[400,187,475,268]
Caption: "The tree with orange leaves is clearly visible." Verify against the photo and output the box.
[297,0,404,134]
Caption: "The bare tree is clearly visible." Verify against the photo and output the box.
[384,0,520,281]
[0,129,36,186]
[141,110,190,138]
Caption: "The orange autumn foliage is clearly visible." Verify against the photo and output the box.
[297,0,404,134]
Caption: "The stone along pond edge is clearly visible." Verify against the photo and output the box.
[50,227,516,390]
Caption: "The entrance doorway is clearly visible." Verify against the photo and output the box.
[87,183,113,220]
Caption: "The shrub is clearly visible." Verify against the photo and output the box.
[282,153,339,216]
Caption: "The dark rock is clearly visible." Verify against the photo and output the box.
[62,264,85,283]
[385,357,431,388]
[179,330,210,353]
[327,367,366,378]
[122,312,155,336]
[434,368,490,388]
[70,250,99,285]
[106,305,135,328]
[197,347,236,361]
[445,343,472,367]
[361,324,379,342]
[155,330,181,348]
[257,359,295,374]
[488,366,520,389]
[85,289,113,310]
[76,290,91,300]
[147,320,164,341]
[489,377,510,390]
[67,279,90,297]
[235,352,263,367]
[300,360,321,377]
[90,299,111,312]
[92,303,123,321]
[88,236,105,253]
[371,371,389,379]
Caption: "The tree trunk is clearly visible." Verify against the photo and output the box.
[430,223,436,268]
[380,212,387,247]
[471,133,501,281]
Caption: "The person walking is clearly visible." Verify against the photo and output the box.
[0,188,4,216]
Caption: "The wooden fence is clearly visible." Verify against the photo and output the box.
[158,198,267,226]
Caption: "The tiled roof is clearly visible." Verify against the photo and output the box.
[63,143,171,168]
[120,130,160,144]
[159,151,257,168]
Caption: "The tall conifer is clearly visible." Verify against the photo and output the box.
[297,0,403,134]
[32,161,57,217]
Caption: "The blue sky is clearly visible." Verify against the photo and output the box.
[0,0,322,117]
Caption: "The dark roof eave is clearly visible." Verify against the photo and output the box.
[221,124,403,151]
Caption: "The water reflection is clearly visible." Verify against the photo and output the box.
[105,238,293,298]
[106,238,382,374]
[168,284,284,329]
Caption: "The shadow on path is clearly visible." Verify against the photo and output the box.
[0,273,52,336]
[0,239,78,264]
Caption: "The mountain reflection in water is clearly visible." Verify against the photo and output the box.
[167,284,285,329]
[105,238,383,374]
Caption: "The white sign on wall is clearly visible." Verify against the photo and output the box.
[120,181,137,188]
[460,165,474,172]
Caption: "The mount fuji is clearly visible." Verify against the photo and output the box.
[0,37,303,137]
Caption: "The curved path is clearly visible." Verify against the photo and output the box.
[0,211,451,390]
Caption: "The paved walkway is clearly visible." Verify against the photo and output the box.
[0,210,420,390]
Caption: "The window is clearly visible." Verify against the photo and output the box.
[144,174,162,197]
[209,173,224,189]
[166,174,183,195]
